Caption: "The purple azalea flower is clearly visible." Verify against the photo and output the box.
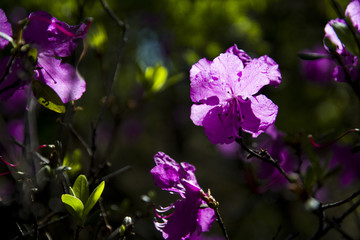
[151,152,216,240]
[323,0,360,82]
[0,9,89,103]
[190,44,281,144]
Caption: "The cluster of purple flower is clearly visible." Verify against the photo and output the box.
[151,1,360,239]
[1,1,360,239]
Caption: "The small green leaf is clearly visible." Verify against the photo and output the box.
[32,80,65,113]
[297,52,330,60]
[83,181,105,217]
[63,149,82,177]
[87,24,107,51]
[73,175,89,204]
[137,64,169,94]
[61,194,84,222]
[150,65,168,92]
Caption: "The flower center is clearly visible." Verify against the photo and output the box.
[219,96,245,123]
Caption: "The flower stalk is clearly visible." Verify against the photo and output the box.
[201,189,230,240]
[236,137,293,184]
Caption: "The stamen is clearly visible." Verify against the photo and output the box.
[153,204,175,219]
[0,156,20,167]
[308,128,360,148]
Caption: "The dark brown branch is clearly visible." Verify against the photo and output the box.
[236,138,293,183]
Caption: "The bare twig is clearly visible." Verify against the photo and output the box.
[89,0,128,173]
[236,138,293,183]
[101,165,132,182]
[322,189,360,210]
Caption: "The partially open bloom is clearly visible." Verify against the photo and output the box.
[190,44,281,144]
[151,152,216,240]
[323,0,360,82]
[0,9,89,103]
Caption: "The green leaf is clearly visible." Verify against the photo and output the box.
[61,194,84,223]
[304,141,323,181]
[331,21,359,56]
[303,166,315,192]
[87,24,107,51]
[73,175,89,204]
[31,80,66,113]
[137,64,169,94]
[324,37,337,53]
[297,52,330,60]
[69,187,76,197]
[63,149,82,177]
[150,65,168,92]
[83,181,105,217]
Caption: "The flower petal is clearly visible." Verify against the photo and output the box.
[240,95,278,137]
[190,58,226,104]
[197,207,216,232]
[238,56,281,98]
[324,19,346,55]
[23,11,87,57]
[180,162,198,186]
[0,8,12,49]
[201,104,240,144]
[35,54,86,103]
[151,163,183,195]
[190,104,217,126]
[210,53,243,99]
[226,44,252,66]
[151,152,199,196]
[160,181,202,240]
[346,0,360,32]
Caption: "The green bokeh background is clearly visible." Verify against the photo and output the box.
[1,0,360,239]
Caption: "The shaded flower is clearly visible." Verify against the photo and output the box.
[0,9,89,103]
[300,46,334,83]
[151,152,216,240]
[329,144,360,186]
[190,44,281,144]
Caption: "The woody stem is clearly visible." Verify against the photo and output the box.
[235,138,293,183]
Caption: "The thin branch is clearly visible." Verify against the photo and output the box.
[90,0,128,172]
[14,215,69,239]
[59,121,92,157]
[236,138,293,183]
[101,165,132,182]
[322,189,360,210]
[201,190,229,240]
[309,199,360,239]
[214,207,229,240]
[99,0,126,29]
